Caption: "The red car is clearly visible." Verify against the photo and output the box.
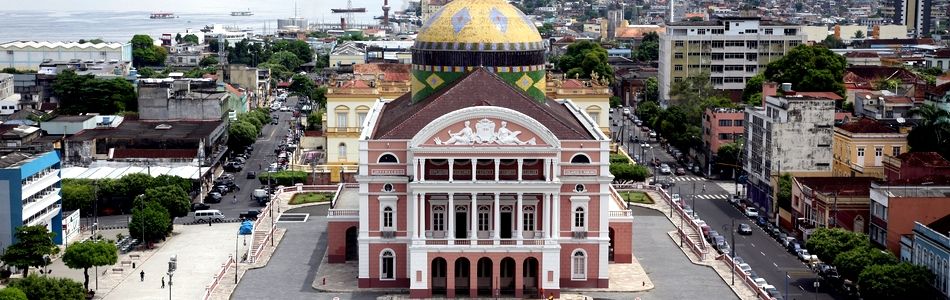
[675,168,687,175]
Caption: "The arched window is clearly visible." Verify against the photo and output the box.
[382,183,394,192]
[575,184,586,192]
[586,106,602,124]
[571,250,587,280]
[338,143,347,159]
[382,207,394,228]
[356,105,370,127]
[570,153,591,164]
[380,250,395,279]
[574,207,586,229]
[378,153,398,163]
[334,105,350,128]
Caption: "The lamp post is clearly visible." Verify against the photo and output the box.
[722,220,735,286]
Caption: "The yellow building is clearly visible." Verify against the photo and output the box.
[832,117,908,179]
[323,64,411,181]
[545,77,612,135]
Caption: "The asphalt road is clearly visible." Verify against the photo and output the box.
[610,108,841,300]
[84,96,300,228]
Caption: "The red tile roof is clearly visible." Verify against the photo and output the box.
[896,152,950,168]
[112,149,196,159]
[795,176,874,197]
[561,79,585,88]
[796,92,843,100]
[844,51,880,58]
[353,63,411,82]
[836,117,898,134]
[372,68,594,140]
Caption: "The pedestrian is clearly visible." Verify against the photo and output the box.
[140,270,145,282]
[161,277,165,289]
[132,262,136,269]
[233,195,237,204]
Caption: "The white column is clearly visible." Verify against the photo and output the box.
[413,158,419,179]
[517,193,524,242]
[471,160,477,182]
[542,193,550,239]
[448,158,454,183]
[517,158,523,181]
[448,193,455,241]
[410,192,418,240]
[553,159,560,179]
[419,158,426,182]
[471,193,477,240]
[543,158,550,182]
[553,192,561,239]
[494,159,500,181]
[419,192,426,239]
[493,192,500,242]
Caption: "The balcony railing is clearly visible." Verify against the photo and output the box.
[328,209,359,218]
[423,238,546,246]
[326,127,361,133]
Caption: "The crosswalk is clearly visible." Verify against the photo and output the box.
[688,194,731,200]
[665,176,705,182]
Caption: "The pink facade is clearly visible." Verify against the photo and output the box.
[702,108,744,156]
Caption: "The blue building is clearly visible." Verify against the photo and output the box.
[910,216,950,298]
[0,151,63,251]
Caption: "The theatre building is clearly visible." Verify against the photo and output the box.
[324,0,634,298]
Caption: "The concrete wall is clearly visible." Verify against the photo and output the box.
[887,197,950,255]
[138,85,226,121]
[770,99,835,173]
[803,26,831,43]
[41,118,97,135]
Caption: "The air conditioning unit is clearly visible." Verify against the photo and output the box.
[572,231,587,239]
[381,231,395,239]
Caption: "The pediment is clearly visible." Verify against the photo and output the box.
[422,117,547,147]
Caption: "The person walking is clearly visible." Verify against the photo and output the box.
[161,277,165,289]
[140,270,145,282]
[233,195,237,204]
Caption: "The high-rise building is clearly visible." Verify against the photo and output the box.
[657,17,805,104]
[0,151,63,253]
[894,0,935,36]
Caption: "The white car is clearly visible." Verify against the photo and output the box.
[622,108,631,115]
[797,249,818,262]
[671,193,682,205]
[744,207,759,218]
[753,278,768,289]
[737,263,752,276]
[660,164,672,174]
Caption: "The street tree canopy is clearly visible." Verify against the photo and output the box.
[554,41,614,83]
[8,275,84,300]
[131,34,167,66]
[833,246,897,280]
[907,103,950,160]
[141,185,191,218]
[764,44,847,97]
[128,201,173,246]
[632,32,659,62]
[53,70,137,114]
[267,51,304,72]
[0,226,59,277]
[228,120,259,149]
[858,263,934,300]
[0,287,27,300]
[804,228,870,263]
[62,182,95,214]
[62,240,118,292]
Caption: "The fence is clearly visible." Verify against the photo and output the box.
[719,254,776,300]
[202,255,235,300]
[616,184,708,260]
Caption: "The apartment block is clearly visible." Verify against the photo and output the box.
[0,151,63,252]
[658,16,805,103]
[702,107,744,175]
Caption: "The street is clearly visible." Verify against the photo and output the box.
[83,96,300,228]
[610,108,840,300]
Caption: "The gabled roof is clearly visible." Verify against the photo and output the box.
[836,117,898,134]
[372,68,594,140]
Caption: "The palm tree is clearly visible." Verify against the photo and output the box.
[907,104,950,157]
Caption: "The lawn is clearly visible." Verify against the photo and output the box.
[620,191,654,204]
[289,192,334,205]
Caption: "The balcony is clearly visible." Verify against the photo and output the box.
[424,238,546,246]
[326,127,361,134]
[327,208,359,219]
[23,188,61,219]
[25,203,61,226]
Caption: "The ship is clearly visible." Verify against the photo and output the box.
[231,10,253,16]
[150,12,177,19]
[331,8,367,13]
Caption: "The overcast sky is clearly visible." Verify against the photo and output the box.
[6,0,410,13]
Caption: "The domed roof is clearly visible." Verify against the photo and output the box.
[414,0,543,51]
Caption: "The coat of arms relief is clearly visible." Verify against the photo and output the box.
[434,119,537,145]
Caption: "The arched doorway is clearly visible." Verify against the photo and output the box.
[455,258,471,293]
[345,226,358,261]
[609,227,616,262]
[499,257,516,295]
[476,257,493,296]
[523,257,540,298]
[432,257,448,295]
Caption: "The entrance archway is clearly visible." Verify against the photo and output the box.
[609,227,615,262]
[345,226,358,261]
[523,257,540,298]
[432,257,448,295]
[455,258,471,292]
[476,257,493,296]
[499,257,516,295]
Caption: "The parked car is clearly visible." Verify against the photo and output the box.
[205,192,223,203]
[223,162,243,172]
[782,237,798,248]
[675,167,687,175]
[787,241,802,254]
[797,248,817,263]
[671,193,682,206]
[706,230,720,243]
[640,142,650,149]
[623,108,631,115]
[744,207,759,218]
[191,202,211,211]
[246,171,257,179]
[239,209,262,220]
[756,215,768,227]
[737,263,752,276]
[649,131,657,138]
[738,223,753,235]
[753,278,768,290]
[659,164,672,174]
[718,242,731,255]
[729,194,741,206]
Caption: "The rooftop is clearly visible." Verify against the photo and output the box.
[925,214,950,237]
[874,178,950,196]
[68,120,223,142]
[835,117,899,134]
[0,41,128,49]
[796,176,874,197]
[895,152,950,168]
[0,152,36,169]
[47,115,96,122]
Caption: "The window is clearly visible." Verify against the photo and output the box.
[674,65,683,71]
[378,153,398,163]
[711,29,724,35]
[433,206,445,231]
[719,133,732,140]
[734,120,743,126]
[381,206,395,230]
[358,112,368,127]
[893,146,901,156]
[674,41,684,47]
[478,206,490,231]
[336,112,348,127]
[719,119,733,126]
[339,143,347,159]
[575,184,586,192]
[697,29,706,34]
[380,250,395,279]
[570,153,591,164]
[571,250,587,280]
[588,112,599,123]
[523,206,535,231]
[875,147,883,157]
[857,147,865,157]
[574,207,586,228]
[764,28,773,35]
[383,183,394,192]
[674,53,683,59]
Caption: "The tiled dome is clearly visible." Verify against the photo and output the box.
[414,0,544,51]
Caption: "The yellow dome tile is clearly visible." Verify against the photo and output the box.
[415,0,542,50]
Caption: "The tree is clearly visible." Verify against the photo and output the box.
[174,33,182,43]
[151,175,192,193]
[853,30,865,39]
[119,173,153,199]
[610,163,651,182]
[609,96,622,108]
[819,35,847,48]
[717,142,742,177]
[7,275,84,300]
[311,86,328,109]
[538,23,555,36]
[307,111,323,130]
[0,287,27,300]
[182,34,199,45]
[833,246,896,280]
[61,181,95,213]
[764,44,847,97]
[777,173,792,211]
[52,70,137,114]
[267,51,304,71]
[62,240,118,291]
[635,101,661,126]
[199,56,218,67]
[128,201,172,246]
[804,227,870,263]
[288,74,316,98]
[554,41,614,82]
[257,62,292,81]
[228,120,258,149]
[907,103,950,160]
[0,226,58,277]
[208,38,224,53]
[271,39,314,63]
[858,263,934,300]
[141,185,191,218]
[741,73,765,107]
[131,34,167,66]
[632,32,659,62]
[642,77,659,103]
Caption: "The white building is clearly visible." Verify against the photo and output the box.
[0,74,20,115]
[0,41,132,70]
[658,17,805,104]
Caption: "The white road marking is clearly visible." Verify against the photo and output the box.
[773,262,779,268]
[798,285,805,291]
[761,251,767,256]
[750,243,756,248]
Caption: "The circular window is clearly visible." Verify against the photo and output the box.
[575,184,586,192]
[383,183,394,192]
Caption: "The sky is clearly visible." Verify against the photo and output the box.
[6,0,412,15]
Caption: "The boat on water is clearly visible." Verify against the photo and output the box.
[331,8,367,13]
[231,10,253,16]
[150,12,177,19]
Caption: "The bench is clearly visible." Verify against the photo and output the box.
[129,254,141,259]
[112,268,123,274]
[120,260,132,266]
